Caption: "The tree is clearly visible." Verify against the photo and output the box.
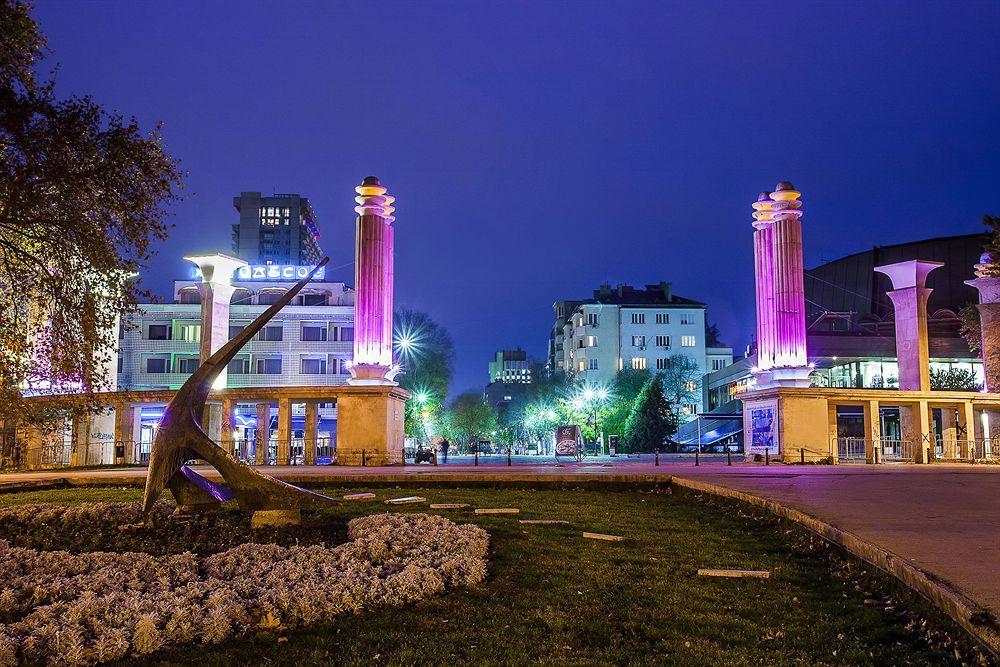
[958,304,982,354]
[980,214,1000,277]
[394,309,454,438]
[658,355,703,421]
[1,1,183,427]
[442,392,497,448]
[929,367,980,392]
[622,377,677,452]
[601,368,651,438]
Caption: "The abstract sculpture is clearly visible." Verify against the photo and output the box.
[349,176,399,385]
[140,258,337,524]
[751,181,811,388]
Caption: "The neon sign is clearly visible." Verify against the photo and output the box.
[234,265,326,281]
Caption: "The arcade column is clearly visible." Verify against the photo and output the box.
[966,259,1000,440]
[185,253,249,390]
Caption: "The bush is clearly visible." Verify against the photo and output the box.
[0,505,489,665]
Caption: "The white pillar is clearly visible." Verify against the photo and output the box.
[184,253,249,389]
[875,260,942,392]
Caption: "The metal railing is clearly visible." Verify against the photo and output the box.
[878,438,913,462]
[835,437,867,463]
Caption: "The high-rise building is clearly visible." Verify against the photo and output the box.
[232,192,323,265]
[488,349,533,384]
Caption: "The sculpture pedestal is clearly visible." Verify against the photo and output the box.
[335,387,409,466]
[252,509,301,529]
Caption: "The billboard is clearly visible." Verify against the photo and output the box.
[745,399,778,455]
[555,425,581,457]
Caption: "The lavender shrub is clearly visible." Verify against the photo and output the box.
[0,507,489,665]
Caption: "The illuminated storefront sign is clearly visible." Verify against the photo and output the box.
[235,265,325,281]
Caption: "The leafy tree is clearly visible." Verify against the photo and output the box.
[394,309,454,438]
[659,355,703,421]
[958,304,982,354]
[929,367,981,392]
[622,376,677,452]
[441,392,497,448]
[980,214,1000,277]
[602,368,651,437]
[1,1,183,427]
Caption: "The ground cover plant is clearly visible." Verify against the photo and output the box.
[0,485,990,666]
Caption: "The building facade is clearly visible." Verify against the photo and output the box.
[488,349,533,384]
[232,192,323,265]
[548,283,733,417]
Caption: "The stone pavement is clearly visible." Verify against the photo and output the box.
[2,461,998,649]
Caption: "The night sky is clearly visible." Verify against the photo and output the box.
[33,1,1000,396]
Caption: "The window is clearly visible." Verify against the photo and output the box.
[302,293,327,306]
[228,356,250,374]
[340,327,354,341]
[655,335,670,348]
[656,313,669,324]
[258,291,286,305]
[587,335,598,347]
[587,313,599,326]
[712,358,727,371]
[335,358,351,374]
[300,358,327,374]
[176,357,200,374]
[147,324,170,340]
[176,323,201,342]
[229,324,246,339]
[681,335,696,347]
[656,358,669,370]
[588,359,599,370]
[685,381,699,392]
[258,325,283,341]
[631,313,645,324]
[255,357,282,374]
[145,357,169,373]
[680,313,693,325]
[578,339,585,349]
[301,323,328,342]
[578,360,586,372]
[179,290,200,304]
[631,357,647,370]
[632,335,646,347]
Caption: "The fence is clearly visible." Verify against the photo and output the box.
[835,437,867,463]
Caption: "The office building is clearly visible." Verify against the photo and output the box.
[232,192,323,265]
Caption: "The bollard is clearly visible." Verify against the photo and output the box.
[655,448,659,466]
[361,449,366,467]
[695,447,700,466]
[474,447,479,466]
[800,448,805,465]
[507,446,512,467]
[727,449,732,466]
[433,447,438,466]
[764,447,769,466]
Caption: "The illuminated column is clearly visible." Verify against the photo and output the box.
[276,397,292,465]
[185,254,249,389]
[751,182,810,388]
[875,260,942,392]
[304,402,318,465]
[966,255,1000,392]
[348,176,399,385]
[965,256,1000,439]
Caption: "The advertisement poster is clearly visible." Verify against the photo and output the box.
[747,402,777,454]
[555,425,581,457]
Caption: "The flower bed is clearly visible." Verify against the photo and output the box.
[0,505,489,665]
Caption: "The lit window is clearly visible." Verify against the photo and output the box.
[176,323,201,342]
[685,381,699,392]
[680,313,693,325]
[631,357,647,370]
[632,335,646,347]
[681,335,696,347]
[578,360,586,372]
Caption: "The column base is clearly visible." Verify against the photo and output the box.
[348,363,398,386]
[752,366,813,389]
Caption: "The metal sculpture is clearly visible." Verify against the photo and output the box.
[140,257,337,523]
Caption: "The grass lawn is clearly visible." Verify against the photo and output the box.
[0,485,985,666]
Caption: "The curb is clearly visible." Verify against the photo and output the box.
[670,475,1000,659]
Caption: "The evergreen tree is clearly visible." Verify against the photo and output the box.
[622,377,677,453]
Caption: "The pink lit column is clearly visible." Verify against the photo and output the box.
[349,176,399,386]
[751,182,811,388]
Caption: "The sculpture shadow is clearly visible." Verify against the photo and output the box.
[140,257,338,523]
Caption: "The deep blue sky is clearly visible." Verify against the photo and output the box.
[34,0,1000,396]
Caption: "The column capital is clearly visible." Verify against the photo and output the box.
[875,259,943,290]
[184,253,248,286]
